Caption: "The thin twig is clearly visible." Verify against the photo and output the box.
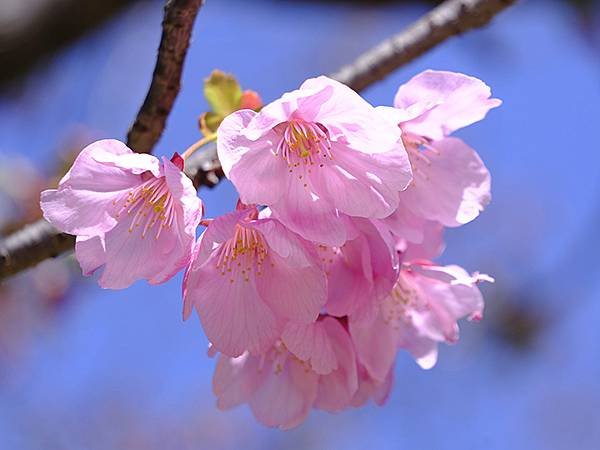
[0,0,514,281]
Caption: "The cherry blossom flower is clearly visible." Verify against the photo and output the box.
[217,76,412,246]
[34,69,500,429]
[379,70,499,241]
[351,363,394,408]
[212,316,357,429]
[350,261,491,372]
[321,217,398,321]
[183,206,327,357]
[394,220,445,261]
[40,139,202,289]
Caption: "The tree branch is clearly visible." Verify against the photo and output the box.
[0,0,514,281]
[331,0,516,92]
[126,0,204,153]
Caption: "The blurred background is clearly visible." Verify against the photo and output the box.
[1,0,599,448]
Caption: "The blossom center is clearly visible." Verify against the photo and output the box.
[216,225,268,283]
[258,341,312,376]
[317,244,343,275]
[115,176,174,239]
[275,120,333,171]
[401,131,440,184]
[382,276,420,328]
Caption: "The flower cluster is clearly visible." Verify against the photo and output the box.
[40,71,499,429]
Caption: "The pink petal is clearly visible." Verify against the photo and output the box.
[321,144,410,219]
[411,263,487,319]
[396,220,445,261]
[349,312,398,383]
[270,175,350,246]
[326,218,397,319]
[217,111,289,206]
[282,322,337,375]
[189,210,246,274]
[95,211,188,289]
[396,318,440,369]
[75,235,106,276]
[414,348,438,370]
[380,200,429,244]
[392,263,490,366]
[249,357,318,429]
[395,70,501,140]
[246,79,334,134]
[162,156,203,237]
[40,140,145,236]
[184,251,281,357]
[243,218,327,323]
[247,218,314,267]
[91,143,160,176]
[351,364,394,407]
[213,352,263,409]
[257,251,325,323]
[371,367,394,405]
[302,77,402,156]
[401,137,491,227]
[314,317,358,412]
[326,251,373,317]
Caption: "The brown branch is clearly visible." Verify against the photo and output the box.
[126,0,204,153]
[332,0,516,92]
[0,0,514,281]
[0,221,75,279]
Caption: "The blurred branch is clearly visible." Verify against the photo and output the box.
[184,143,223,190]
[0,0,514,281]
[0,221,75,280]
[0,0,138,89]
[331,0,516,91]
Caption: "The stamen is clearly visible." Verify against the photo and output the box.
[216,225,268,283]
[274,120,333,177]
[383,275,423,329]
[116,176,174,240]
[401,132,440,183]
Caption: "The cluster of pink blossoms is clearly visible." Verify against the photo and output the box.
[41,70,499,428]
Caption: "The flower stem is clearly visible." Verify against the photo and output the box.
[181,133,217,160]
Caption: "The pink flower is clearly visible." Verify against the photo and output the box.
[322,217,398,321]
[212,316,358,429]
[40,139,202,289]
[393,70,502,141]
[379,70,499,239]
[394,220,445,261]
[350,261,491,372]
[183,206,327,357]
[351,363,394,408]
[217,76,412,246]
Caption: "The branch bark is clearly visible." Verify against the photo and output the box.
[331,0,516,92]
[126,0,204,153]
[0,0,514,281]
